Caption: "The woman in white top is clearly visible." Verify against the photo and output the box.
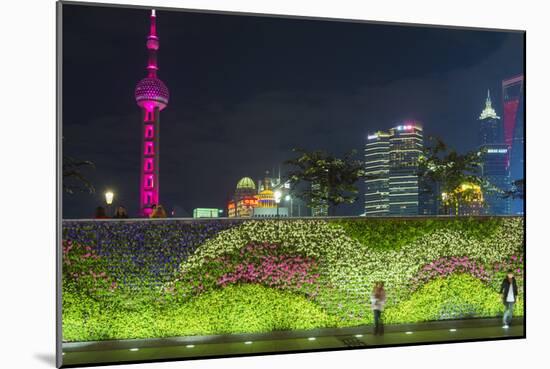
[371,281,386,336]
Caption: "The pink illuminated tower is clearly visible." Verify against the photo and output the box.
[135,9,169,216]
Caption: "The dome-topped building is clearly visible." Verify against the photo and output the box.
[235,176,256,198]
[228,177,258,217]
[236,177,255,190]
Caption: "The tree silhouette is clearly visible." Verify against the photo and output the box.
[418,137,486,215]
[63,155,95,195]
[285,148,364,216]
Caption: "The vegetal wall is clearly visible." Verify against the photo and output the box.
[62,217,524,341]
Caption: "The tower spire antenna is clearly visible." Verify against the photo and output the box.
[146,9,159,77]
[479,88,499,120]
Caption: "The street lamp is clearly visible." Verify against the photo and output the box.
[285,194,293,217]
[274,190,282,218]
[105,191,114,205]
[105,190,114,217]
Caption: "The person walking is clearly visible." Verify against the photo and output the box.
[371,281,386,336]
[150,204,167,218]
[500,269,518,328]
[113,206,129,218]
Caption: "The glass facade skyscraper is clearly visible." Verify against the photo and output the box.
[364,131,390,215]
[502,75,525,215]
[389,124,424,215]
[364,123,424,216]
[478,90,510,215]
[480,146,510,215]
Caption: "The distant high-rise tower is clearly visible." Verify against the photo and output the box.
[135,10,170,216]
[388,123,424,215]
[502,75,524,215]
[364,122,424,216]
[478,90,510,215]
[479,90,503,145]
[310,182,329,217]
[364,131,390,216]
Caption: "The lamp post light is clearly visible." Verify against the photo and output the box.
[285,194,293,217]
[105,190,114,217]
[274,190,282,218]
[274,190,282,239]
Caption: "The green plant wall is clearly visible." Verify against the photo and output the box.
[62,217,524,342]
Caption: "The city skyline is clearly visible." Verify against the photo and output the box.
[62,4,524,218]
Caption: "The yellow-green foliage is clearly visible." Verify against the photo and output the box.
[63,284,337,341]
[385,274,523,323]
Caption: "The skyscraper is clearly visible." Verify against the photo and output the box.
[502,75,525,215]
[310,182,329,217]
[364,122,424,216]
[135,10,170,217]
[388,123,424,215]
[364,131,390,216]
[479,90,503,145]
[478,90,510,215]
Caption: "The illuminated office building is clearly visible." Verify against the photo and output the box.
[502,75,525,215]
[479,146,510,215]
[227,175,288,218]
[193,208,222,218]
[364,122,425,216]
[364,131,390,216]
[227,177,258,218]
[478,90,510,215]
[253,176,288,217]
[388,123,424,215]
[445,182,484,216]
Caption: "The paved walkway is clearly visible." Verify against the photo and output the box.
[62,317,524,367]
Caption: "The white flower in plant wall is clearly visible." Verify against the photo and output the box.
[175,218,523,317]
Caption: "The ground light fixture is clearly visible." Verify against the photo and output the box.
[185,344,195,348]
[449,328,457,332]
[405,331,413,335]
[307,337,316,341]
[354,334,363,338]
[129,348,139,351]
[244,341,253,345]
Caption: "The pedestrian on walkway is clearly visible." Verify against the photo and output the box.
[113,206,128,219]
[500,269,518,328]
[371,281,386,336]
[150,204,167,218]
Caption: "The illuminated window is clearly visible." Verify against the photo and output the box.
[144,192,153,204]
[144,109,154,122]
[144,158,154,172]
[145,175,154,188]
[145,142,154,155]
[145,125,154,139]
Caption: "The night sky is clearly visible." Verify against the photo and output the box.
[62,3,524,218]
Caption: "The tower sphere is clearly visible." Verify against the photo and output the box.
[135,77,170,110]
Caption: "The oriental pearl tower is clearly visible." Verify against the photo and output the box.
[135,9,169,217]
